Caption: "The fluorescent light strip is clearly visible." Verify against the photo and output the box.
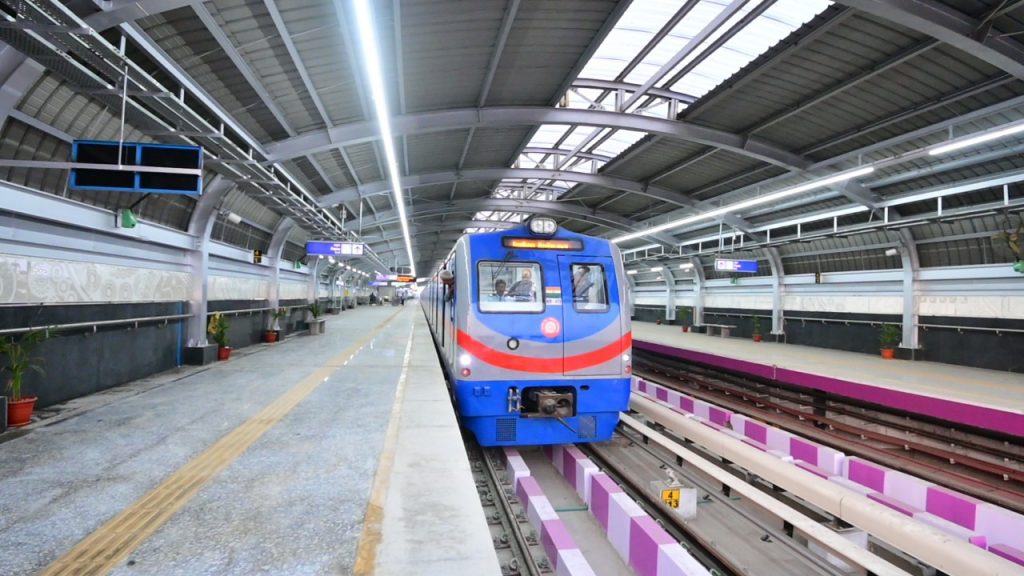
[612,166,875,243]
[928,121,1024,156]
[352,0,416,278]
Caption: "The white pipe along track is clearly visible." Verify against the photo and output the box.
[630,394,1022,576]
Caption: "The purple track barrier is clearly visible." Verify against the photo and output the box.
[504,448,531,488]
[846,457,887,492]
[883,469,928,510]
[926,486,982,530]
[656,386,669,402]
[708,406,731,427]
[868,492,922,516]
[976,504,1024,553]
[590,473,623,530]
[629,515,677,576]
[608,491,646,562]
[914,511,987,548]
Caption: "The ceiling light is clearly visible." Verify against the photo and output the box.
[612,166,875,243]
[352,0,415,278]
[679,263,693,270]
[649,266,663,272]
[928,121,1024,156]
[626,269,638,275]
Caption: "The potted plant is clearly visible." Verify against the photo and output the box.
[308,302,325,335]
[752,315,763,342]
[208,312,231,360]
[264,307,286,343]
[879,323,901,359]
[1,330,48,427]
[679,306,692,332]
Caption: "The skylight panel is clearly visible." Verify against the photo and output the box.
[593,130,647,158]
[527,124,571,148]
[669,0,830,98]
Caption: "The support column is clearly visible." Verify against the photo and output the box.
[766,248,785,336]
[266,218,295,313]
[663,267,676,321]
[624,271,636,318]
[185,175,233,346]
[898,229,921,352]
[691,256,705,327]
[307,257,323,303]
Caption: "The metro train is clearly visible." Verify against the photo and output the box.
[421,217,632,446]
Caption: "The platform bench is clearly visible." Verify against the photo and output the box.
[703,323,736,337]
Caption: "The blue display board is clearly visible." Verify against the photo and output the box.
[306,241,364,256]
[714,258,758,273]
[71,140,203,195]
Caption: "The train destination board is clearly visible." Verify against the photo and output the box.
[714,258,758,273]
[306,241,364,256]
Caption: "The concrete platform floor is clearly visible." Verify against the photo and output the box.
[0,305,499,576]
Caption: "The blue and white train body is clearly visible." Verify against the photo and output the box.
[422,217,632,446]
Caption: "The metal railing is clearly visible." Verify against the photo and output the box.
[0,313,193,336]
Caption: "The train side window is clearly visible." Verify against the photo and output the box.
[478,261,544,313]
[571,263,608,312]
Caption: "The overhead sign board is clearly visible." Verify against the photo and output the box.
[714,258,758,273]
[396,275,415,283]
[306,241,364,256]
[71,140,203,195]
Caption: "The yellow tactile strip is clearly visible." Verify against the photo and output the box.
[42,309,404,576]
[353,322,415,575]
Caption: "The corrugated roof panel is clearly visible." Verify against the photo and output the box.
[277,0,365,126]
[400,0,506,112]
[461,127,532,168]
[207,0,322,133]
[406,129,473,173]
[657,150,763,195]
[311,150,357,190]
[603,137,708,181]
[345,141,385,183]
[486,0,621,106]
[137,8,288,143]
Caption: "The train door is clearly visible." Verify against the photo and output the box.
[558,256,621,376]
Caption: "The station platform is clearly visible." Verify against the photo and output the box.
[633,322,1024,438]
[0,306,500,576]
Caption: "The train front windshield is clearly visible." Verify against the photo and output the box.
[478,261,543,312]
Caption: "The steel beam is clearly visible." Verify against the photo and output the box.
[834,0,1024,79]
[662,267,676,321]
[84,0,198,32]
[264,107,811,171]
[318,167,701,209]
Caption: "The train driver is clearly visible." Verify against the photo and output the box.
[508,269,535,301]
[489,279,508,301]
[573,265,593,302]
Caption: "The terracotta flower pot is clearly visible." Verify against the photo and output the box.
[264,330,278,343]
[880,348,895,359]
[218,346,232,361]
[7,396,37,427]
[753,334,763,342]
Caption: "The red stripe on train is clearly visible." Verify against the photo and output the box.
[456,330,632,373]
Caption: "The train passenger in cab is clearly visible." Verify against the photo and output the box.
[488,279,508,301]
[508,269,535,301]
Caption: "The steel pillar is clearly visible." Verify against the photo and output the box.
[898,229,921,351]
[266,218,295,313]
[691,256,705,326]
[663,267,676,321]
[766,248,785,335]
[185,175,233,346]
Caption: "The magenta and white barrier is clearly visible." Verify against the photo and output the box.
[634,377,1024,565]
[546,445,711,576]
[503,449,596,576]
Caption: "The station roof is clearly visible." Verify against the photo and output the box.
[0,0,1022,278]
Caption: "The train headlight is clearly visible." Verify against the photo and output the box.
[507,338,519,350]
[459,353,472,367]
[622,353,630,363]
[528,217,557,236]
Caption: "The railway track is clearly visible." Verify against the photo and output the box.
[634,352,1024,514]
